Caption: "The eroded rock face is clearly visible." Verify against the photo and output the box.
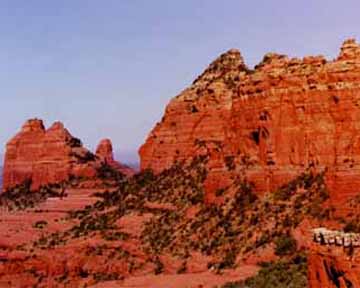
[3,119,99,191]
[140,39,360,205]
[308,245,360,288]
[96,139,134,176]
[96,139,115,163]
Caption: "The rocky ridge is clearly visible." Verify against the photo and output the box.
[140,39,360,208]
[2,119,133,191]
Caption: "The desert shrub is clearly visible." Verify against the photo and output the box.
[134,169,156,187]
[177,261,187,274]
[33,220,48,229]
[218,249,237,269]
[273,171,327,202]
[222,282,244,288]
[102,231,129,241]
[67,137,82,147]
[76,151,96,163]
[93,272,123,283]
[215,188,226,197]
[250,130,260,145]
[154,256,164,275]
[225,156,236,170]
[343,219,360,233]
[0,180,63,211]
[142,211,179,254]
[191,105,199,113]
[255,232,271,248]
[33,231,67,248]
[78,268,89,278]
[97,163,125,181]
[222,254,307,288]
[233,181,257,209]
[273,181,296,201]
[274,234,297,256]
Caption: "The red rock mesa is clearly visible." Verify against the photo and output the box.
[140,39,360,206]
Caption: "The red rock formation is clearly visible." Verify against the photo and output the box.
[4,119,100,191]
[140,39,360,205]
[308,244,360,287]
[96,139,134,176]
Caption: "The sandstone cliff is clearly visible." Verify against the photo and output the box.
[2,119,133,191]
[140,39,360,206]
[308,244,360,287]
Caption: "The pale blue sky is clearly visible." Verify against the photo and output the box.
[0,0,359,163]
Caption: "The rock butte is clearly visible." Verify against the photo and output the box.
[139,39,360,286]
[2,119,133,191]
[140,38,360,207]
[95,138,135,176]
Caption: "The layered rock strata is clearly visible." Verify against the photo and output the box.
[308,243,360,287]
[140,39,360,205]
[2,119,133,191]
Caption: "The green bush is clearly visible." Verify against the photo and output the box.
[0,180,63,211]
[222,254,307,288]
[225,156,236,170]
[274,235,297,256]
[154,256,164,275]
[344,219,360,233]
[97,163,125,181]
[67,137,82,147]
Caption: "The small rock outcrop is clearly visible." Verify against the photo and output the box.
[308,242,360,287]
[96,139,134,176]
[312,227,360,247]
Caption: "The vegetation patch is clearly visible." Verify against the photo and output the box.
[33,220,48,229]
[221,254,307,288]
[274,234,297,256]
[25,156,332,284]
[0,180,64,211]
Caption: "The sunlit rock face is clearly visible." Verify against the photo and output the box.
[308,244,360,288]
[3,119,100,191]
[140,39,360,205]
[2,119,100,191]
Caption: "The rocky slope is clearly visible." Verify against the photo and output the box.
[140,39,360,208]
[0,154,336,287]
[0,158,262,287]
[2,119,133,191]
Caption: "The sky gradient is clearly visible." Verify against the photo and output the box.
[0,0,360,163]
